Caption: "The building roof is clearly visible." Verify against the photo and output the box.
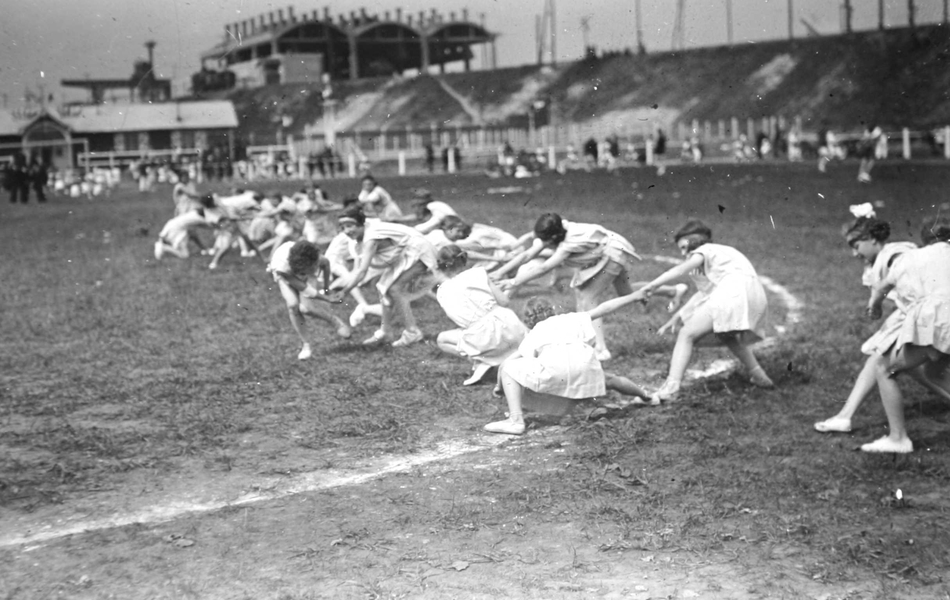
[0,100,238,137]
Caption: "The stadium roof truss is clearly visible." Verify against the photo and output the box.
[201,11,496,81]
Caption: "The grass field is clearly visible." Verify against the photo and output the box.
[1,160,949,599]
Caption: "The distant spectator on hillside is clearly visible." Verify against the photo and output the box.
[857,124,883,183]
[772,126,786,159]
[653,129,667,175]
[755,131,771,159]
[583,137,598,170]
[425,144,435,173]
[787,128,803,162]
[818,129,845,173]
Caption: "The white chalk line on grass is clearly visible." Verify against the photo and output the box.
[1,437,512,550]
[2,257,803,551]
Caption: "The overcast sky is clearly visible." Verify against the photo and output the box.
[0,0,945,107]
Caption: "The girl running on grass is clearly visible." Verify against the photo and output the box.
[267,240,352,360]
[492,213,645,362]
[858,216,950,453]
[632,219,773,403]
[814,205,921,433]
[435,244,528,386]
[485,295,656,436]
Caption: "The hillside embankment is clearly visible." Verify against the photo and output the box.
[224,24,950,145]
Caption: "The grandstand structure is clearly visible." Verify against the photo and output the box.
[197,5,497,90]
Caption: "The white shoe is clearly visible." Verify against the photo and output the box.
[392,328,423,347]
[651,380,681,403]
[861,436,913,454]
[349,305,366,327]
[814,416,852,433]
[336,324,352,339]
[595,347,612,362]
[463,363,492,386]
[153,241,164,260]
[362,329,392,346]
[484,418,525,435]
[297,343,312,360]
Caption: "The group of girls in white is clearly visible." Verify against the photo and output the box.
[154,172,949,453]
[814,204,950,453]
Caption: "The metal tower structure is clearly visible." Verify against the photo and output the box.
[535,0,557,65]
[672,0,686,50]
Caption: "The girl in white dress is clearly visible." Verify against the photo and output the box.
[633,219,773,402]
[860,218,950,453]
[154,206,214,260]
[395,189,459,234]
[435,245,528,386]
[815,207,918,433]
[486,296,655,435]
[493,213,644,361]
[357,175,404,221]
[267,240,352,360]
[333,206,438,347]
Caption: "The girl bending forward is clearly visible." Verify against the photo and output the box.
[435,245,528,386]
[486,295,655,436]
[634,219,773,402]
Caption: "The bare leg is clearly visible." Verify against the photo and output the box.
[604,373,649,398]
[658,311,715,399]
[910,357,950,403]
[300,297,351,338]
[576,268,617,358]
[485,364,526,434]
[387,262,430,342]
[862,346,935,452]
[721,336,773,387]
[436,329,463,357]
[815,355,880,432]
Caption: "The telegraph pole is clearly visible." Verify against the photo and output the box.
[787,0,794,39]
[635,0,645,53]
[726,0,734,45]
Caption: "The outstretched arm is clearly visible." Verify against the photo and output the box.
[586,292,649,321]
[491,237,544,280]
[639,254,704,296]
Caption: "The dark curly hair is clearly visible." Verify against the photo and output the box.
[534,213,567,244]
[843,216,890,246]
[674,219,712,252]
[920,215,950,245]
[288,241,321,275]
[436,244,468,272]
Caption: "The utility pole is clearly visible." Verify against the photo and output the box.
[635,0,645,53]
[879,0,885,29]
[726,0,734,45]
[787,0,793,39]
[672,0,686,50]
[842,0,853,33]
[535,0,556,66]
[908,0,916,28]
[580,16,591,57]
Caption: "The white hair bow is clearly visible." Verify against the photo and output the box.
[849,203,876,219]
